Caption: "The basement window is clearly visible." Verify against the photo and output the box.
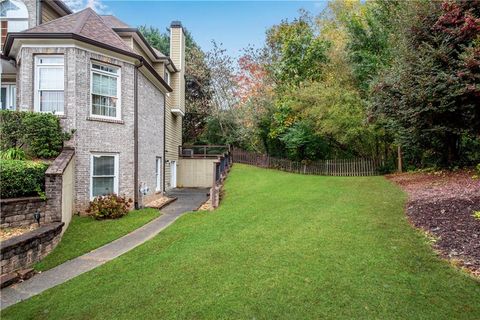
[90,153,119,199]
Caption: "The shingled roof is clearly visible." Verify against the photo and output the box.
[23,8,133,53]
[101,15,131,28]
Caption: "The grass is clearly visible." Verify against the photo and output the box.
[34,208,160,271]
[4,165,479,319]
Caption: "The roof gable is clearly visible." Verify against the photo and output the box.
[24,8,133,53]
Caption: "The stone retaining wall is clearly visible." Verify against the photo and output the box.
[0,222,64,275]
[0,197,46,228]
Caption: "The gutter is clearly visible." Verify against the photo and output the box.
[52,0,73,14]
[112,28,179,72]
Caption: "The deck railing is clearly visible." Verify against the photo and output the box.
[210,151,233,208]
[179,145,230,158]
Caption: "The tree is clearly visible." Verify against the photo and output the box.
[139,25,213,143]
[265,11,330,91]
[138,26,170,54]
[371,0,480,167]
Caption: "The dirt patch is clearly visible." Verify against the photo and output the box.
[197,198,213,211]
[387,170,480,277]
[0,224,39,241]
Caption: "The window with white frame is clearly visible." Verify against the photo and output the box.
[164,70,170,85]
[90,153,119,198]
[1,1,29,47]
[91,62,121,119]
[155,157,162,191]
[1,84,16,110]
[35,56,64,114]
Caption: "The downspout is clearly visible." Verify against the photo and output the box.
[134,63,140,209]
[163,92,166,194]
[37,0,42,25]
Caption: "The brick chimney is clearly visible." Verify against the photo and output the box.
[169,21,185,113]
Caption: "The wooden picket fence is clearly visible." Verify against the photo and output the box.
[232,149,383,176]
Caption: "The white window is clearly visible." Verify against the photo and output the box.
[1,84,16,110]
[91,62,121,119]
[90,153,119,199]
[155,157,162,191]
[164,70,170,85]
[0,1,29,43]
[34,56,65,114]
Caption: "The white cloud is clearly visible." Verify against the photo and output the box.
[64,0,110,14]
[63,0,84,12]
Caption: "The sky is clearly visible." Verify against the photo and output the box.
[65,1,329,56]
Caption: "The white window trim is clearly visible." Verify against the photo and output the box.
[164,71,170,85]
[155,157,162,192]
[164,71,170,97]
[90,153,119,200]
[1,84,16,110]
[90,61,122,120]
[34,55,65,115]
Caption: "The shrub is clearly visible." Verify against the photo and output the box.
[0,110,73,159]
[86,194,133,220]
[0,110,23,149]
[0,147,26,160]
[0,160,49,198]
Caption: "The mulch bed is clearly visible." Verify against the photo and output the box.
[0,225,38,241]
[144,195,176,209]
[387,170,480,277]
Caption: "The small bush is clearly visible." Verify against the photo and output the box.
[86,194,133,220]
[473,211,480,221]
[0,160,49,198]
[0,110,73,159]
[0,110,23,149]
[0,147,26,160]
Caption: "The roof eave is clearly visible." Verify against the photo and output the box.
[54,0,73,14]
[113,27,179,72]
[41,0,73,16]
[4,32,172,93]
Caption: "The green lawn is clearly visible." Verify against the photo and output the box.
[4,165,479,319]
[35,208,160,271]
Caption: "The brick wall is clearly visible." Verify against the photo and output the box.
[18,47,136,212]
[138,72,165,201]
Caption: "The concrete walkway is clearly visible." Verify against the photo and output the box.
[0,188,209,310]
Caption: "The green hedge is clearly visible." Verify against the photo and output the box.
[0,110,73,159]
[0,160,49,198]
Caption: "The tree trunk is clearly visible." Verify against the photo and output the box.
[445,133,460,166]
[397,145,403,173]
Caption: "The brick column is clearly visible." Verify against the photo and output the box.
[44,148,75,223]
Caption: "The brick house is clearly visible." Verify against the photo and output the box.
[1,0,186,211]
